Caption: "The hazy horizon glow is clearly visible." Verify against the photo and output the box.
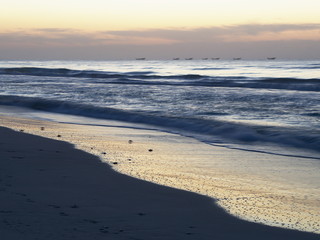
[1,0,320,59]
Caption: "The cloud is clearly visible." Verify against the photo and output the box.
[0,28,95,47]
[105,23,320,42]
[217,24,320,42]
[0,24,320,59]
[1,23,320,47]
[223,23,320,35]
[0,28,178,47]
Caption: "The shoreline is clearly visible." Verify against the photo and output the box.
[1,126,319,239]
[0,110,319,235]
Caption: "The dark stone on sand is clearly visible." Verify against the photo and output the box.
[16,193,27,197]
[128,140,133,144]
[0,210,13,213]
[112,162,118,165]
[102,152,107,155]
[148,149,153,152]
[41,127,45,131]
[99,226,110,233]
[57,135,61,137]
[19,129,24,132]
[84,219,99,224]
[48,204,61,209]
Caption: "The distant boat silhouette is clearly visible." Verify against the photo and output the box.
[136,58,146,60]
[267,57,276,60]
[185,58,193,60]
[211,58,220,60]
[173,58,180,60]
[233,58,241,60]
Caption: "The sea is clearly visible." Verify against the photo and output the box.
[0,60,319,158]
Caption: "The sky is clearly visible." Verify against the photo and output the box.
[1,0,320,60]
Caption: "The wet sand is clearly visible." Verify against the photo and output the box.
[0,110,319,236]
[1,126,319,239]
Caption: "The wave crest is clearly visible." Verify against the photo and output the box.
[1,67,319,92]
[1,95,319,155]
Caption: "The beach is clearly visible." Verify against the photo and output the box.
[0,107,320,239]
[1,0,320,235]
[0,119,319,240]
[0,60,319,238]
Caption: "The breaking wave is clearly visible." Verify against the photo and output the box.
[1,94,319,156]
[0,67,319,92]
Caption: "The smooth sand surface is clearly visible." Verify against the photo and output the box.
[0,111,319,234]
[0,126,319,239]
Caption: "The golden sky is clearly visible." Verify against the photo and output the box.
[2,0,320,31]
[1,0,320,59]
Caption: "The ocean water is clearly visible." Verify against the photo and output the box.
[0,60,319,158]
[1,60,320,233]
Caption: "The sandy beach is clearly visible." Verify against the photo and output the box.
[1,108,319,234]
[1,0,320,237]
[0,126,318,240]
[0,115,319,239]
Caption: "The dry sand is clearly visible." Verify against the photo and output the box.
[0,110,319,238]
[1,126,319,240]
